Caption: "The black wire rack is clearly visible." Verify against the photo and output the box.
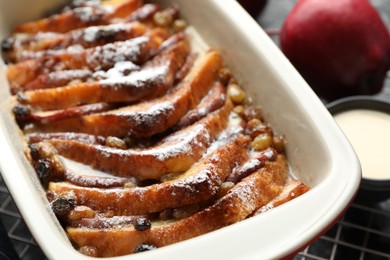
[0,175,45,260]
[295,201,390,260]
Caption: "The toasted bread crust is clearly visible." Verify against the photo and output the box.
[66,155,288,257]
[7,30,168,94]
[20,39,190,111]
[33,50,223,138]
[49,136,250,215]
[45,97,232,179]
[13,0,143,34]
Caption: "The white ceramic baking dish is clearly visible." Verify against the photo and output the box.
[0,0,361,259]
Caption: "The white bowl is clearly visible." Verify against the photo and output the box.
[0,0,361,259]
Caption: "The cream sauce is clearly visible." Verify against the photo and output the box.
[334,109,390,180]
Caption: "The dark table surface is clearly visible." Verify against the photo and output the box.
[1,1,390,259]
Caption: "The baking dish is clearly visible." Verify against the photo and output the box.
[0,0,361,259]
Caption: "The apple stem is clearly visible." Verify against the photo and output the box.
[264,28,281,36]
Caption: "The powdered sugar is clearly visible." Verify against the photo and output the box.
[147,124,210,161]
[122,101,175,127]
[87,37,149,70]
[170,166,220,196]
[99,64,167,88]
[231,180,259,213]
[81,23,133,43]
[93,61,140,80]
[73,6,106,23]
[205,125,244,156]
[46,69,92,82]
[257,202,274,214]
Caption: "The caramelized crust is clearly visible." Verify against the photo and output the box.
[66,155,288,257]
[49,136,250,215]
[27,140,134,189]
[45,98,232,179]
[23,69,93,91]
[175,81,226,129]
[13,0,143,34]
[20,39,190,110]
[6,22,147,63]
[16,102,116,125]
[7,32,167,94]
[33,50,223,138]
[28,133,106,145]
[254,179,310,215]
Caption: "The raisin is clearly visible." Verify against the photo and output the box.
[105,136,126,149]
[227,84,246,104]
[29,144,41,161]
[1,38,14,52]
[134,217,151,231]
[133,244,156,253]
[93,29,116,43]
[12,104,31,121]
[51,197,76,218]
[36,158,53,187]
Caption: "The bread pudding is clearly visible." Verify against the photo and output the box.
[1,0,309,257]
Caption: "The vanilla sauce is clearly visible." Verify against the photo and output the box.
[334,109,390,180]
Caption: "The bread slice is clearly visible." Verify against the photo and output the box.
[34,50,223,138]
[13,0,143,34]
[48,136,250,215]
[66,155,288,257]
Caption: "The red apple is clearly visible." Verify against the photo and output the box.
[280,0,390,101]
